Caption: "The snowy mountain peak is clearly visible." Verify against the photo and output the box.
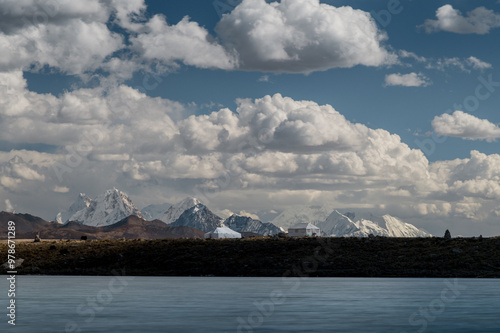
[352,219,389,237]
[307,209,431,238]
[381,215,431,238]
[55,193,91,224]
[178,197,201,208]
[160,197,202,224]
[170,204,223,232]
[63,188,143,227]
[317,210,359,236]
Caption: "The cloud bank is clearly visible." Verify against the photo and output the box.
[0,0,398,77]
[1,0,492,81]
[1,69,500,232]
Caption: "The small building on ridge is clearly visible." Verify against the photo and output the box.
[287,223,321,237]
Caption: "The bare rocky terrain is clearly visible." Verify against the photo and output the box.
[0,212,205,240]
[1,236,499,277]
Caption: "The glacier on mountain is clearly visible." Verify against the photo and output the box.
[55,193,91,224]
[60,188,143,227]
[160,197,201,224]
[316,210,359,236]
[318,210,431,237]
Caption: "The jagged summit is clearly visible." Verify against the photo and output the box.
[317,210,359,236]
[56,193,91,224]
[224,214,283,236]
[170,203,223,232]
[160,197,201,224]
[59,188,143,227]
[381,215,430,237]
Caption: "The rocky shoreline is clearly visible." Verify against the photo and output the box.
[1,237,500,277]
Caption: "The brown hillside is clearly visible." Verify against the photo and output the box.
[0,212,205,240]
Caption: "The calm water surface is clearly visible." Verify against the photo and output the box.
[1,276,499,332]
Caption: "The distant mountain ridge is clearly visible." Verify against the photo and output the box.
[56,192,287,236]
[57,188,143,227]
[51,188,432,237]
[1,211,51,234]
[0,212,204,240]
[315,211,430,237]
[224,215,283,236]
[162,198,284,236]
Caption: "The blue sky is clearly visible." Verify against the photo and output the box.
[1,0,500,235]
[50,0,500,161]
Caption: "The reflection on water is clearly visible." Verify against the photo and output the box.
[0,276,498,332]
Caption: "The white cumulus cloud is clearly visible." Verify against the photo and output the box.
[432,111,500,142]
[215,0,396,73]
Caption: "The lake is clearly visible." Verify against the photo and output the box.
[1,276,498,332]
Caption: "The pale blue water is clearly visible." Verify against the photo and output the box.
[0,276,498,332]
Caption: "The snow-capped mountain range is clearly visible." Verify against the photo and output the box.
[56,188,143,227]
[312,210,430,237]
[162,202,285,235]
[56,188,431,237]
